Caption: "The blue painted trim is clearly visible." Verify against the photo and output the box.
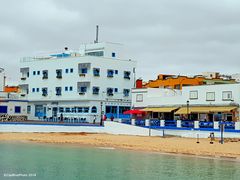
[0,122,103,127]
[143,126,240,133]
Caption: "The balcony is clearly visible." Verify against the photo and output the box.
[20,67,29,81]
[124,71,131,80]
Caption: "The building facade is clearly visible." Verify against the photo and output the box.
[19,42,137,122]
[132,83,240,122]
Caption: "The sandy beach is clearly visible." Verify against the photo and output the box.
[0,132,240,160]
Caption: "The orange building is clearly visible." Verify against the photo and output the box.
[4,86,20,93]
[143,74,236,89]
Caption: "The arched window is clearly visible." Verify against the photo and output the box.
[91,106,97,113]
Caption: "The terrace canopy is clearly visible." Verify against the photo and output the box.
[143,107,178,112]
[175,106,237,114]
[123,109,145,115]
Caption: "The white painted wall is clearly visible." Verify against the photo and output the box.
[132,84,240,107]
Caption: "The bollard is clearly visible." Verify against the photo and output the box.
[177,120,182,128]
[194,121,199,129]
[213,121,219,129]
[160,120,165,127]
[131,119,136,126]
[235,121,240,130]
[145,119,150,127]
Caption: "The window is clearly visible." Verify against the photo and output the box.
[124,71,131,79]
[65,107,71,113]
[72,107,77,113]
[119,106,130,114]
[70,68,73,73]
[56,87,62,96]
[136,94,143,102]
[107,88,114,96]
[56,69,62,79]
[91,106,97,113]
[123,89,130,97]
[112,52,116,58]
[33,71,36,75]
[27,105,31,114]
[115,70,118,74]
[15,106,21,113]
[222,91,232,101]
[36,88,39,92]
[65,86,68,91]
[189,91,198,100]
[42,70,48,79]
[37,71,40,75]
[107,70,114,77]
[93,68,100,76]
[115,88,118,92]
[206,92,215,101]
[77,107,83,113]
[83,107,89,113]
[69,86,73,91]
[81,68,88,74]
[32,88,35,92]
[85,51,104,57]
[0,106,8,113]
[93,86,100,94]
[59,107,64,113]
[42,88,48,96]
[106,106,117,114]
[65,69,69,73]
[80,87,87,93]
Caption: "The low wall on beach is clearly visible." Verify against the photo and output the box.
[0,121,239,138]
[0,123,105,133]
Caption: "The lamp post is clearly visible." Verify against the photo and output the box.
[187,100,190,120]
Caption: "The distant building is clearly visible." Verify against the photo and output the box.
[132,84,240,122]
[19,42,137,122]
[143,72,237,89]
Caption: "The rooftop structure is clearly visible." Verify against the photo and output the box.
[143,72,237,89]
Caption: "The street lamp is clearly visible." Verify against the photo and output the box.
[100,101,103,126]
[187,100,190,120]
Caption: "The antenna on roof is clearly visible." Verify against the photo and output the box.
[94,25,99,43]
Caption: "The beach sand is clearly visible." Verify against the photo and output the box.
[0,132,240,160]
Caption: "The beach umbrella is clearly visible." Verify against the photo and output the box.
[123,109,145,115]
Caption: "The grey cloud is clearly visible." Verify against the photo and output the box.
[1,0,240,84]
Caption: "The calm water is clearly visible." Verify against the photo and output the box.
[0,142,239,180]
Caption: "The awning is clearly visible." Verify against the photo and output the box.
[143,107,178,113]
[175,106,237,114]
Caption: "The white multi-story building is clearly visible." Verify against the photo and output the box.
[19,42,137,122]
[132,84,240,121]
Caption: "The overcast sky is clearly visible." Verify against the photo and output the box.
[1,0,240,85]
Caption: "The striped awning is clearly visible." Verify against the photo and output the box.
[175,106,237,114]
[143,107,178,113]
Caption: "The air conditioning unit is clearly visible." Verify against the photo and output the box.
[79,74,86,77]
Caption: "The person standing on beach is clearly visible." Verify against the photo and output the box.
[93,115,96,124]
